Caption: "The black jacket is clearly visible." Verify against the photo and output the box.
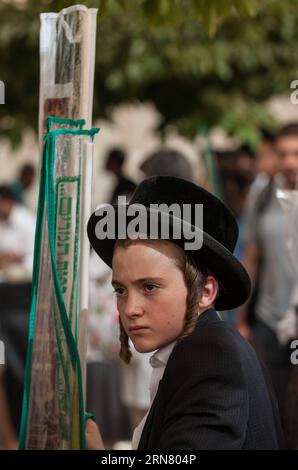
[138,309,284,450]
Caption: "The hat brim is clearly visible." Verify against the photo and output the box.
[87,205,251,310]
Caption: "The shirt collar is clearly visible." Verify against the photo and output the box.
[149,341,176,369]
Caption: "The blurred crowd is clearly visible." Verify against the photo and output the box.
[1,122,298,449]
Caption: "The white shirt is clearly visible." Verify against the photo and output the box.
[0,204,36,275]
[131,341,176,450]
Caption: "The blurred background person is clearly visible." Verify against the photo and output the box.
[216,146,255,223]
[105,148,137,205]
[0,185,35,448]
[238,129,281,327]
[139,148,194,181]
[214,147,255,324]
[245,129,281,218]
[9,163,36,208]
[237,123,298,444]
[0,186,35,277]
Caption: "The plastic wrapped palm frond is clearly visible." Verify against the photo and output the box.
[19,119,99,449]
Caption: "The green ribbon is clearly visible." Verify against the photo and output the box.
[47,116,86,132]
[19,121,99,450]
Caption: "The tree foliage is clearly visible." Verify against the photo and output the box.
[0,0,297,147]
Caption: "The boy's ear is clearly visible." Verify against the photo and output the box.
[198,275,219,311]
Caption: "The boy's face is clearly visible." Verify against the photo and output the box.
[112,239,189,353]
[257,141,280,177]
[276,135,298,188]
[0,198,14,220]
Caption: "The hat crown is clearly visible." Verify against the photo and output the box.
[129,176,238,253]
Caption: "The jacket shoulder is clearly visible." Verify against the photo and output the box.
[173,318,247,361]
[164,319,248,387]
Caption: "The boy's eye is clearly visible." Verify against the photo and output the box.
[113,287,126,296]
[144,284,157,292]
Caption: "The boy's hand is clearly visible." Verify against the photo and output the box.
[85,419,105,450]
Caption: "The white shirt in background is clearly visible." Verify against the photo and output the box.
[0,204,36,275]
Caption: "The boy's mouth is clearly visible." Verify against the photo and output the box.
[128,325,149,333]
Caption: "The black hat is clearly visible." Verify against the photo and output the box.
[87,176,251,310]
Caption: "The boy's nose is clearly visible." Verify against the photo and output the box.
[123,293,144,318]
